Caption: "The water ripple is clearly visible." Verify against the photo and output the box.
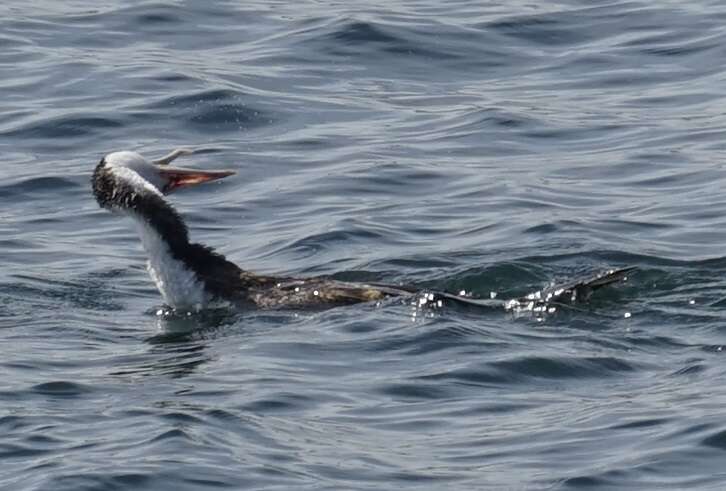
[4,0,726,490]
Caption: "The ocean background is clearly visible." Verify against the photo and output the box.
[4,1,726,489]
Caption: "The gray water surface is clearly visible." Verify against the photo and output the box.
[4,1,726,489]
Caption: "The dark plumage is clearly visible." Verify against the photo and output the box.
[93,150,634,312]
[92,154,411,308]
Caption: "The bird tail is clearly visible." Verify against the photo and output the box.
[512,266,637,307]
[574,266,637,291]
[365,266,636,311]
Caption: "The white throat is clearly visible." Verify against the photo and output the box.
[131,213,209,311]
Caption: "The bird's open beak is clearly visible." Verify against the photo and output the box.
[158,166,235,194]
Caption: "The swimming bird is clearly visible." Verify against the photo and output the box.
[92,149,634,312]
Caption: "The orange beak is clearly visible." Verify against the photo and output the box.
[158,166,235,194]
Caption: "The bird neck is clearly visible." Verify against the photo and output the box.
[125,193,246,309]
[94,162,245,309]
[128,204,209,310]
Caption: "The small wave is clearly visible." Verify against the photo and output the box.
[31,381,93,397]
[1,115,124,139]
[481,13,593,47]
[242,393,316,413]
[308,18,460,61]
[0,176,79,199]
[143,88,274,133]
[331,21,400,44]
[420,355,637,387]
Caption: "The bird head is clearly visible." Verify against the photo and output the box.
[92,149,235,211]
